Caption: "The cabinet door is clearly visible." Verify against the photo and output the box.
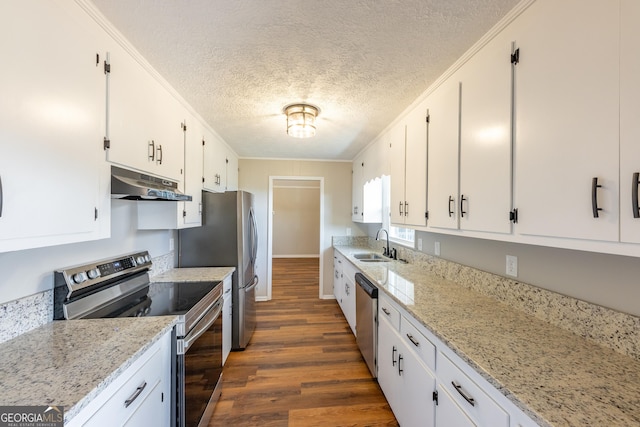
[377,315,401,418]
[435,384,477,427]
[352,155,364,222]
[514,0,619,241]
[620,0,640,243]
[202,130,227,193]
[427,77,461,230]
[226,149,239,192]
[404,100,428,227]
[122,380,167,427]
[458,28,513,234]
[344,275,357,335]
[222,277,232,364]
[0,0,104,252]
[151,83,187,181]
[182,116,203,227]
[396,340,436,427]
[389,123,407,224]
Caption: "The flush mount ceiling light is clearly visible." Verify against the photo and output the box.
[284,104,319,138]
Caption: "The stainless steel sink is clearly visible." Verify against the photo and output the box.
[353,253,390,262]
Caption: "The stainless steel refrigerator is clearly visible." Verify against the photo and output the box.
[178,190,258,350]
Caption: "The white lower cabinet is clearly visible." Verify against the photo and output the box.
[435,384,476,426]
[378,304,436,427]
[68,329,172,427]
[222,275,233,365]
[333,251,356,335]
[374,290,537,427]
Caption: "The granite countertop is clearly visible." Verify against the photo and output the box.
[151,266,235,283]
[334,245,640,427]
[0,316,177,424]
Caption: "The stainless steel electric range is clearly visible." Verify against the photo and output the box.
[53,251,223,427]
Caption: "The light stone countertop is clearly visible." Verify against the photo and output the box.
[151,266,235,283]
[334,245,640,427]
[0,316,177,424]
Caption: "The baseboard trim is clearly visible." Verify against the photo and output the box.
[272,255,320,259]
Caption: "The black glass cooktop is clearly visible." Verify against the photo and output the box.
[147,281,219,316]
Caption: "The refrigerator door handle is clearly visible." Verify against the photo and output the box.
[244,275,259,292]
[249,207,258,264]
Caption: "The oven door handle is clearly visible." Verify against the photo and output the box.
[182,301,222,352]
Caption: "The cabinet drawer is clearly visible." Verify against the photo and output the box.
[437,352,508,427]
[378,297,400,331]
[400,317,435,371]
[84,344,164,426]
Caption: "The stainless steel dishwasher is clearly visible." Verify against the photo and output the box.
[355,273,378,378]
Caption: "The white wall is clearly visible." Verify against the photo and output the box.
[0,200,174,305]
[239,159,367,299]
[272,186,320,257]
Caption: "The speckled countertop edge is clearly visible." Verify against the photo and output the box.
[0,316,177,423]
[150,266,235,283]
[334,245,640,427]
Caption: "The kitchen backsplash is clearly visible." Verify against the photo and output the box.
[0,251,176,344]
[334,236,640,361]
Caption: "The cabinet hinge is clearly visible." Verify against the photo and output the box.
[509,208,518,223]
[202,139,205,146]
[103,137,110,150]
[161,392,164,403]
[226,158,229,164]
[96,53,99,66]
[183,210,187,218]
[425,211,429,219]
[181,122,187,131]
[511,48,520,65]
[425,114,430,123]
[202,177,205,183]
[103,61,111,74]
[94,208,98,220]
[433,390,438,405]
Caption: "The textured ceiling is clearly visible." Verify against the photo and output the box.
[90,0,520,160]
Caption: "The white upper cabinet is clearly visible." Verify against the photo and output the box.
[203,130,228,193]
[352,153,364,222]
[137,110,204,230]
[426,77,461,230]
[390,101,428,227]
[0,0,108,252]
[226,149,239,192]
[458,27,513,234]
[513,0,620,242]
[620,0,640,244]
[106,43,184,181]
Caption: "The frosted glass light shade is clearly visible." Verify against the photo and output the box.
[285,104,318,138]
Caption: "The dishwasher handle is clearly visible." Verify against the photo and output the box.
[355,273,378,298]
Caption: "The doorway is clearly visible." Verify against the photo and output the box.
[267,176,324,300]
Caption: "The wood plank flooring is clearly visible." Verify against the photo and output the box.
[209,258,398,426]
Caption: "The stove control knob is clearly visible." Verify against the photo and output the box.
[72,272,88,284]
[86,268,100,280]
[136,256,146,265]
[144,254,151,263]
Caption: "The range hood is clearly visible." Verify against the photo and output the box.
[111,166,192,201]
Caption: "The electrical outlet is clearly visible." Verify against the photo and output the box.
[434,241,441,256]
[346,227,352,236]
[417,238,423,251]
[169,238,175,251]
[506,255,518,277]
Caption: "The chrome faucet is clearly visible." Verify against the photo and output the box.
[375,228,391,257]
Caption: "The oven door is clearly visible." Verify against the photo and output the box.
[177,299,223,427]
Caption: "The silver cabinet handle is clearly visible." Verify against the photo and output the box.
[633,172,640,219]
[451,381,475,406]
[398,354,404,375]
[406,333,420,347]
[381,307,391,316]
[392,346,397,366]
[156,144,163,165]
[124,381,147,408]
[148,140,155,161]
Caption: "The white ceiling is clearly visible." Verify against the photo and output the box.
[90,0,520,160]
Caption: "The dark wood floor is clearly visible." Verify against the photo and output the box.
[209,258,398,426]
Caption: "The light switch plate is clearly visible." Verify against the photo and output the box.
[506,255,518,277]
[417,238,423,251]
[346,227,352,236]
[169,238,175,251]
[435,241,441,256]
